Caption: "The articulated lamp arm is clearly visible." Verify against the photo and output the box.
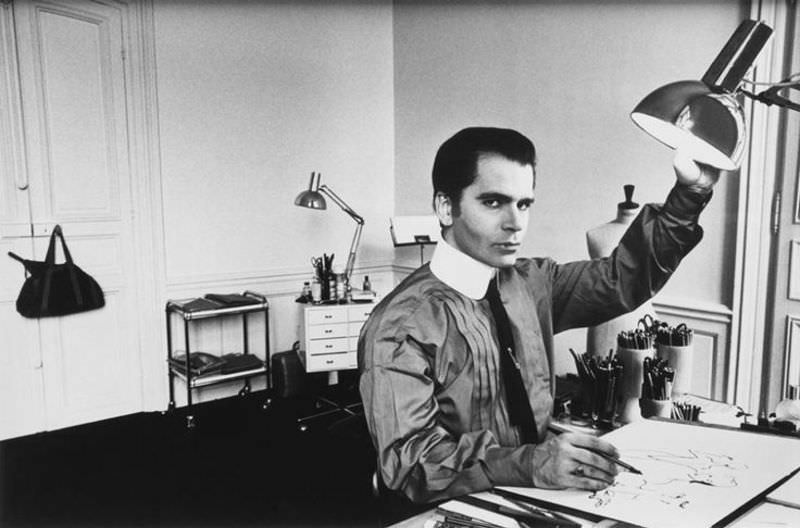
[319,184,364,284]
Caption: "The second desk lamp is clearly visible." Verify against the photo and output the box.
[294,171,364,287]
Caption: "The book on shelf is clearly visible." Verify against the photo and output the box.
[204,293,260,307]
[179,297,224,313]
[219,353,264,374]
[169,351,226,377]
[169,351,264,378]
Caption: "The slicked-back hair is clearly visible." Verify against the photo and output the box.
[431,127,537,212]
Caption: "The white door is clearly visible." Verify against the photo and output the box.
[0,0,144,436]
[0,0,46,439]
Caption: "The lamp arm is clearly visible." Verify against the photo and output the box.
[344,222,364,284]
[319,185,364,224]
[319,184,365,282]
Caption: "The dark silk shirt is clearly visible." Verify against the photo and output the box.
[358,185,710,503]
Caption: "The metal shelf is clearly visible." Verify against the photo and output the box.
[165,290,271,427]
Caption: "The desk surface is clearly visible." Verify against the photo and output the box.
[388,499,800,528]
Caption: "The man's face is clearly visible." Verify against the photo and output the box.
[438,154,535,268]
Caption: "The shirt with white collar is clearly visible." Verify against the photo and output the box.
[429,237,495,300]
[359,184,711,503]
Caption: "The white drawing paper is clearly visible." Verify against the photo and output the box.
[501,420,800,528]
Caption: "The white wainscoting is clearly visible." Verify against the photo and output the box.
[784,315,800,393]
[652,298,733,401]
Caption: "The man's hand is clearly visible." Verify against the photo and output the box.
[531,432,619,490]
[673,150,721,191]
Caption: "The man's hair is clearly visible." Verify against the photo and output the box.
[431,127,537,211]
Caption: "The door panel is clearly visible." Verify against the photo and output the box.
[12,0,142,429]
[0,2,45,440]
[0,237,45,439]
[0,2,31,238]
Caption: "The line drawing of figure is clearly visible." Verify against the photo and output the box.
[586,448,745,510]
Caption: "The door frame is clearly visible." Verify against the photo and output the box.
[732,0,797,413]
[114,0,166,411]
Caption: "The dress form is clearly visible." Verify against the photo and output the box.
[585,185,654,358]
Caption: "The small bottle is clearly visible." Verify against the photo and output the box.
[362,275,372,293]
[775,385,800,422]
[301,281,311,301]
[333,265,346,301]
[310,277,321,303]
[328,268,339,301]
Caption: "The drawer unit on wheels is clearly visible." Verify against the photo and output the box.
[299,303,375,373]
[296,302,375,431]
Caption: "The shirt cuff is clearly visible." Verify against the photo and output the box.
[481,444,537,486]
[663,184,713,220]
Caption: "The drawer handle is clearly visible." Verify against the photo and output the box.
[325,344,333,349]
[324,329,332,334]
[325,360,334,364]
[324,315,333,319]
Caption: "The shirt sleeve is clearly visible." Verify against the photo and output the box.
[548,184,711,332]
[358,300,537,503]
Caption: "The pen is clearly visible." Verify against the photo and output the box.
[547,423,643,475]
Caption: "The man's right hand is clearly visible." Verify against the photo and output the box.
[530,432,620,490]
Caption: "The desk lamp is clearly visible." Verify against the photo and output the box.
[294,171,364,285]
[631,19,781,170]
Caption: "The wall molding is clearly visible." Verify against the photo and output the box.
[784,315,800,393]
[652,298,733,324]
[165,260,398,296]
[653,298,731,400]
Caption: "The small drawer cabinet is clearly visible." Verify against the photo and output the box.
[299,302,375,372]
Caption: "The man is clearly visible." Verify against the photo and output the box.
[358,127,717,504]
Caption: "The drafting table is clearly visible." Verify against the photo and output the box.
[388,419,800,528]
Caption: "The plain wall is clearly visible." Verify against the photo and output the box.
[392,1,744,372]
[155,1,395,286]
[151,1,745,382]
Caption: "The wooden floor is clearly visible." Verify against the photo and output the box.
[0,388,385,527]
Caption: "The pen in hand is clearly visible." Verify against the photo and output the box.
[547,423,643,475]
[581,445,642,475]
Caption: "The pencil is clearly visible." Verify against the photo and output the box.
[583,446,643,475]
[547,424,643,475]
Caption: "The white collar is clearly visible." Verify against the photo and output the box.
[430,237,496,300]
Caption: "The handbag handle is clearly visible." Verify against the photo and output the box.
[41,225,83,312]
[44,225,74,266]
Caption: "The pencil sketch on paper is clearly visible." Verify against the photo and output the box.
[587,448,748,510]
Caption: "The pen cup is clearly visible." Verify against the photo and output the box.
[656,343,693,398]
[616,346,654,423]
[639,398,673,419]
[572,378,596,420]
[592,374,618,430]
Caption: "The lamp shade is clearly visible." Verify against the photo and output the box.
[631,80,745,171]
[294,189,327,209]
[294,171,327,209]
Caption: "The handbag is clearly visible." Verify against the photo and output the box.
[7,225,105,318]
